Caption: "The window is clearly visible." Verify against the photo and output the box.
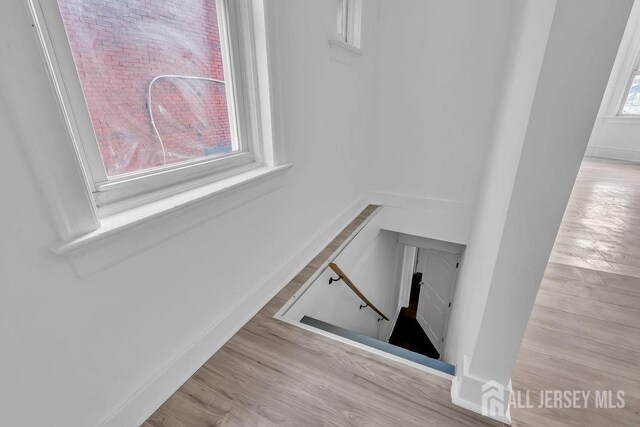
[32,0,272,213]
[57,0,239,178]
[336,0,362,48]
[621,71,640,114]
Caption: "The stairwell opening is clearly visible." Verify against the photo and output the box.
[274,207,463,378]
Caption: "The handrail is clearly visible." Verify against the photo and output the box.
[328,262,390,321]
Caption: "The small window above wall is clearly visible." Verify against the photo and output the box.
[31,0,282,216]
[335,0,363,51]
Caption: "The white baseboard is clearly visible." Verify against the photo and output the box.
[450,356,512,425]
[585,146,640,163]
[98,197,370,427]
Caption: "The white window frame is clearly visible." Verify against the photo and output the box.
[20,0,288,270]
[335,0,363,49]
[599,2,640,120]
[618,67,640,116]
[29,0,275,216]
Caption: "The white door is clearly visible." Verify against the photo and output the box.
[416,248,459,353]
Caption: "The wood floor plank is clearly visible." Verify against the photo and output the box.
[521,323,640,382]
[543,262,606,286]
[534,287,640,328]
[514,348,640,402]
[599,270,640,294]
[527,305,640,353]
[193,362,329,427]
[145,385,272,427]
[231,322,493,425]
[539,275,640,309]
[511,349,640,427]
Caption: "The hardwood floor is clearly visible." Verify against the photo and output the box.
[511,158,640,426]
[145,158,640,426]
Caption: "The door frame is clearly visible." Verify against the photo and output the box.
[439,246,465,357]
[398,244,418,308]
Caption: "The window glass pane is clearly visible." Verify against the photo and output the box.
[337,0,347,41]
[57,0,236,177]
[622,74,640,115]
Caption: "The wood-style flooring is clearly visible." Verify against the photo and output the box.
[145,158,640,426]
[511,158,640,426]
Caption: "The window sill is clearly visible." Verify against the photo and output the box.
[328,38,364,56]
[598,115,640,124]
[51,163,293,276]
[94,152,257,213]
[328,38,363,65]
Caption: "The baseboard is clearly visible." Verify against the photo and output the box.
[98,196,370,427]
[450,356,512,425]
[585,146,640,163]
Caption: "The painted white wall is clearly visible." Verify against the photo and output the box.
[588,121,640,162]
[369,0,516,211]
[587,0,640,163]
[444,0,557,371]
[1,0,631,425]
[283,216,402,341]
[445,0,632,422]
[0,1,381,426]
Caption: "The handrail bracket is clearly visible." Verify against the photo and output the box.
[328,262,390,321]
[329,275,343,284]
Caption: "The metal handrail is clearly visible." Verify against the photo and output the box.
[328,262,390,321]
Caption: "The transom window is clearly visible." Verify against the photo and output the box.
[337,0,362,48]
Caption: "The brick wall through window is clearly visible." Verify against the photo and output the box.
[58,0,233,176]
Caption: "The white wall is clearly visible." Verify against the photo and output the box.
[283,216,402,341]
[369,0,516,209]
[445,0,633,422]
[588,121,640,162]
[444,0,556,372]
[0,1,381,426]
[1,0,631,425]
[587,0,640,163]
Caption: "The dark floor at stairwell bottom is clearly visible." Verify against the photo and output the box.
[388,273,440,360]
